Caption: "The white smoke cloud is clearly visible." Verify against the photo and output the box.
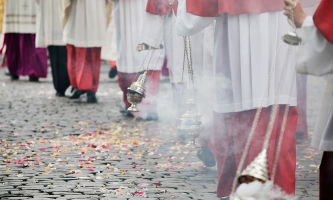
[235,181,297,200]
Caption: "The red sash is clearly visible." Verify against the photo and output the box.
[186,0,320,17]
[313,0,333,44]
[146,0,178,16]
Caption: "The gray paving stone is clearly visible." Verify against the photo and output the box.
[0,66,324,200]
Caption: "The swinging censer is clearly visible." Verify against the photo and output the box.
[127,71,148,112]
[230,5,302,200]
[177,36,204,148]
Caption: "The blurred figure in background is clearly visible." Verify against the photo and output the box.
[36,0,70,97]
[2,0,47,82]
[101,2,118,79]
[59,0,111,103]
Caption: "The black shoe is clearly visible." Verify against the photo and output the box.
[29,76,39,82]
[10,74,19,80]
[56,92,66,97]
[87,91,98,103]
[68,89,86,99]
[197,148,216,167]
[120,107,134,118]
[109,67,118,79]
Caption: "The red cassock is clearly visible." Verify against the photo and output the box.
[313,0,333,44]
[66,45,101,93]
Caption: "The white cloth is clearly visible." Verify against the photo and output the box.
[141,13,214,85]
[113,0,163,73]
[176,0,298,114]
[63,0,107,48]
[297,17,333,76]
[3,0,37,33]
[297,16,333,151]
[35,0,64,47]
[101,14,117,61]
[141,13,189,83]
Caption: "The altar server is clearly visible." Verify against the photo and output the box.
[143,0,215,166]
[113,0,164,120]
[59,0,111,103]
[176,0,319,198]
[36,0,70,97]
[3,0,47,82]
[284,0,333,199]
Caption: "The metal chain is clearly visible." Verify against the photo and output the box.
[188,36,195,92]
[262,46,292,150]
[181,36,186,82]
[271,8,300,182]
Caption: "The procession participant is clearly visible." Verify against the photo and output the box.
[176,0,318,198]
[2,0,47,82]
[284,0,333,199]
[143,0,216,166]
[59,0,111,103]
[113,0,164,120]
[101,2,118,79]
[36,0,70,97]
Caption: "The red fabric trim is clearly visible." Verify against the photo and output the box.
[146,0,178,16]
[186,0,320,17]
[146,0,172,15]
[313,0,333,44]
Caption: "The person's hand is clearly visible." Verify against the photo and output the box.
[283,0,308,28]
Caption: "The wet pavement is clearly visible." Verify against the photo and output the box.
[0,64,325,200]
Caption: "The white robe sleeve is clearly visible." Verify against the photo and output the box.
[176,0,215,36]
[140,13,165,48]
[297,16,333,76]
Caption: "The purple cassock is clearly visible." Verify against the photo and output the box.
[3,33,47,78]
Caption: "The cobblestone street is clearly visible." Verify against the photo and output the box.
[0,65,325,200]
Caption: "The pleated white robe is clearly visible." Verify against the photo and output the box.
[141,11,215,86]
[3,0,36,34]
[176,0,298,114]
[35,0,64,47]
[113,0,163,73]
[61,0,108,48]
